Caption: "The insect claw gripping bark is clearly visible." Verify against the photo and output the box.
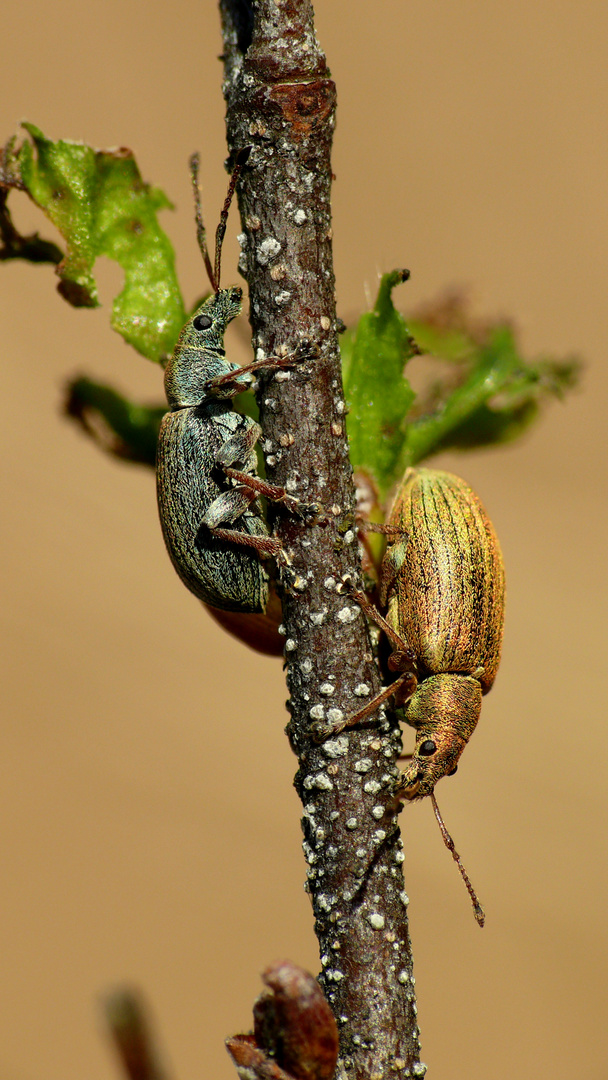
[156,155,315,616]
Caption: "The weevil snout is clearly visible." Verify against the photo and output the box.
[398,733,464,800]
[212,286,243,324]
[225,285,243,310]
[398,672,483,798]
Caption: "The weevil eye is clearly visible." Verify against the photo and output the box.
[447,764,458,776]
[193,313,213,331]
[419,739,437,756]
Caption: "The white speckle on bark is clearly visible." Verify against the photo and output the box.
[256,236,281,265]
[354,758,373,773]
[322,736,349,758]
[312,772,334,791]
[336,605,357,623]
[354,683,371,697]
[310,608,328,625]
[325,969,344,982]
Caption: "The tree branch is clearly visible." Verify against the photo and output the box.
[219,2,423,1076]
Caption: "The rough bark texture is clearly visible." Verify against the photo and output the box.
[219,2,424,1076]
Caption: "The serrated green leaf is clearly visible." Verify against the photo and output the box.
[404,323,581,463]
[17,123,185,362]
[65,376,165,465]
[0,189,64,264]
[63,375,266,475]
[343,270,417,497]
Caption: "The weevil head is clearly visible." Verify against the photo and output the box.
[164,287,243,407]
[398,673,483,800]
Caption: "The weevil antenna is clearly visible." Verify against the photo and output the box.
[213,146,251,291]
[189,152,217,291]
[430,792,485,928]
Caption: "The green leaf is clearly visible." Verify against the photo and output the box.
[64,377,165,466]
[16,123,186,362]
[343,270,417,498]
[0,190,64,264]
[404,322,580,464]
[341,284,581,497]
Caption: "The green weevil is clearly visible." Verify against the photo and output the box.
[381,467,505,798]
[157,150,312,615]
[316,467,505,924]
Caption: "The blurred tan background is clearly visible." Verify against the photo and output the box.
[2,1,607,1078]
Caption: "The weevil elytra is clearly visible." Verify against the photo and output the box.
[157,151,312,614]
[316,467,505,925]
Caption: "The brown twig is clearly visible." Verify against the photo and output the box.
[103,988,168,1080]
[226,960,339,1080]
[219,2,423,1077]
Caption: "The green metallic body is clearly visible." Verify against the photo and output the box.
[383,468,505,798]
[156,287,270,614]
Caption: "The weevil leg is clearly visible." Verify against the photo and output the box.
[214,420,260,472]
[199,521,284,559]
[200,485,258,530]
[364,521,404,540]
[198,514,302,587]
[200,469,300,564]
[346,586,417,667]
[377,536,408,608]
[222,466,318,518]
[312,582,418,741]
[197,484,285,558]
[353,517,406,585]
[311,670,417,741]
[205,340,318,397]
[216,418,318,518]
